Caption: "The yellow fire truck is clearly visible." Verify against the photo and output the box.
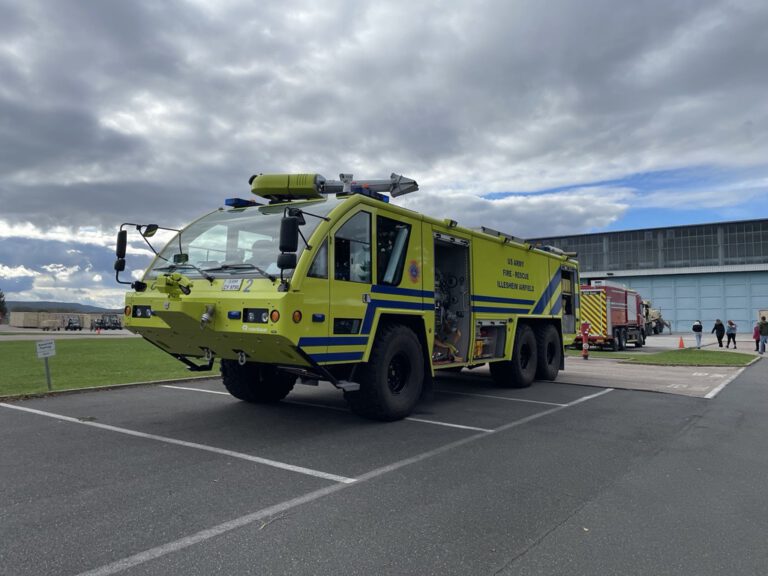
[114,173,579,420]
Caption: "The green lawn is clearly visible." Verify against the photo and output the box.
[1,338,215,398]
[622,348,755,366]
[566,346,755,367]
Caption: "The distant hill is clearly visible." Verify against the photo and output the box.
[7,301,120,314]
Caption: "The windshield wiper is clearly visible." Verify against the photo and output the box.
[154,263,215,284]
[153,264,192,272]
[203,263,276,282]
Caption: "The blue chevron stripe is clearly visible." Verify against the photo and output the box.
[309,352,364,362]
[361,299,434,334]
[372,285,434,299]
[471,294,535,305]
[532,272,562,315]
[472,306,530,315]
[298,336,368,347]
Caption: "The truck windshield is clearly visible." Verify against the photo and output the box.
[146,198,341,280]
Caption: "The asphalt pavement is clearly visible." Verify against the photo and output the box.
[1,357,767,576]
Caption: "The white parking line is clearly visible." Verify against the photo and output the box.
[71,387,614,576]
[162,385,494,431]
[435,389,567,407]
[0,403,355,484]
[705,368,745,399]
[405,418,494,433]
[161,385,228,395]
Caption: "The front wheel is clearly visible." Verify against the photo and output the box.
[490,324,538,388]
[221,360,296,403]
[346,324,424,421]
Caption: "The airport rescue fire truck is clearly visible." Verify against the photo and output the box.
[573,280,645,351]
[114,173,579,420]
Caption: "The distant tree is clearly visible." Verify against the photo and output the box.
[0,290,7,323]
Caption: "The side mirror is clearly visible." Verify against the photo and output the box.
[173,253,189,264]
[116,230,127,258]
[115,229,131,285]
[277,253,297,270]
[279,217,299,253]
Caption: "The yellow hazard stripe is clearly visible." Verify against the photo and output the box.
[581,292,607,336]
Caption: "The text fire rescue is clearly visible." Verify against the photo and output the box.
[498,258,534,291]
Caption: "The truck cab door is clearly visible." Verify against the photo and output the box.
[327,210,373,362]
[298,237,331,360]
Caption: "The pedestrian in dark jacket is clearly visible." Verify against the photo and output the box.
[754,322,761,351]
[711,319,725,348]
[725,320,737,348]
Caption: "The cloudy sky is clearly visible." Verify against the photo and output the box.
[1,0,767,308]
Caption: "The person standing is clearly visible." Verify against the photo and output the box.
[753,321,761,352]
[711,319,725,348]
[692,320,703,349]
[759,316,768,354]
[725,320,737,349]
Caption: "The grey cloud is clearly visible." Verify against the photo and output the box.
[0,97,143,177]
[1,0,767,236]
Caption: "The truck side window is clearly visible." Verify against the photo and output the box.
[334,212,371,283]
[377,216,411,285]
[308,239,328,279]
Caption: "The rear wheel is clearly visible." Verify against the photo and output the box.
[490,324,537,388]
[346,324,424,421]
[635,331,645,348]
[535,324,561,381]
[611,334,619,352]
[221,360,296,403]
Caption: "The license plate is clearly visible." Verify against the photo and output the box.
[222,279,243,291]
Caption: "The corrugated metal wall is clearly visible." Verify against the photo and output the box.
[599,272,768,334]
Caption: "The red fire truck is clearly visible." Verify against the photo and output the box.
[574,280,645,351]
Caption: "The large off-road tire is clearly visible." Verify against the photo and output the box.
[618,329,627,351]
[610,330,620,352]
[635,331,645,348]
[490,324,538,388]
[535,324,561,381]
[220,360,296,403]
[345,324,424,421]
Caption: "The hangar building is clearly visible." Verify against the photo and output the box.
[530,219,768,334]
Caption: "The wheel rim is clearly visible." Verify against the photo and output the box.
[387,352,410,394]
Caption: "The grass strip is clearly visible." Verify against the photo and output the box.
[1,338,216,397]
[621,348,755,366]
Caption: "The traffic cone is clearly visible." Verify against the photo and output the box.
[678,336,684,349]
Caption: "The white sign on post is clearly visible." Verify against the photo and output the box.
[36,340,56,359]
